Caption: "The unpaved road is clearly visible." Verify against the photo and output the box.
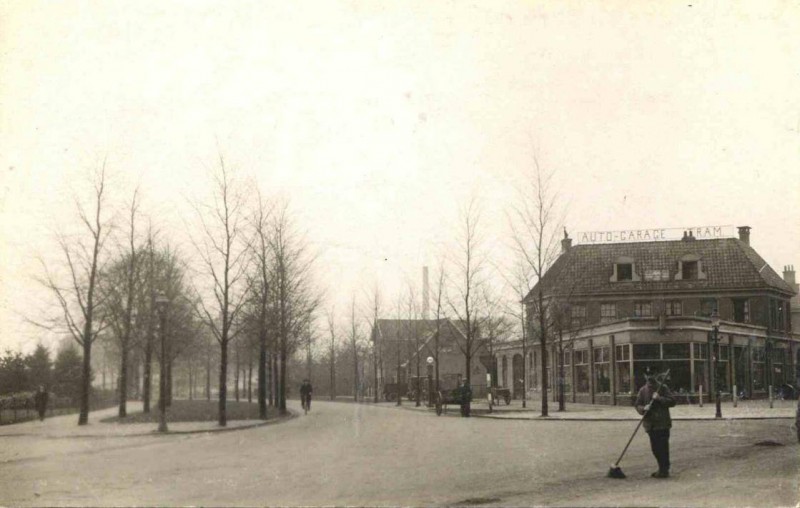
[0,400,797,506]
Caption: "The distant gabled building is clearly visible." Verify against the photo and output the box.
[370,318,489,399]
[507,226,797,405]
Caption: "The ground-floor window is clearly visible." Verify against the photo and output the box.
[574,350,589,393]
[752,347,766,390]
[734,346,747,393]
[594,347,610,393]
[615,344,631,393]
[714,345,730,392]
[693,361,706,393]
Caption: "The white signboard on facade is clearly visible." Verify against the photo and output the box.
[576,225,734,244]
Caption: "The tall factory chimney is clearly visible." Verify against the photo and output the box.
[422,266,430,319]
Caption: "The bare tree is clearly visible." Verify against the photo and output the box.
[447,197,488,415]
[430,261,447,394]
[37,165,112,425]
[99,189,141,418]
[347,295,361,402]
[326,307,337,400]
[403,284,424,407]
[269,202,320,414]
[190,155,251,426]
[365,283,382,403]
[248,190,273,419]
[508,155,563,417]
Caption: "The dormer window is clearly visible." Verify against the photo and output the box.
[682,261,698,279]
[675,254,707,281]
[610,256,640,282]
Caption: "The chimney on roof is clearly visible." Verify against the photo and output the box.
[561,227,572,254]
[422,266,430,319]
[783,265,796,286]
[737,226,751,245]
[682,230,695,242]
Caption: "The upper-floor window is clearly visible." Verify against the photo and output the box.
[732,298,750,323]
[610,256,640,282]
[682,261,698,280]
[601,303,617,320]
[675,254,707,281]
[634,301,652,317]
[665,300,682,316]
[700,299,717,317]
[571,305,587,318]
[570,304,587,329]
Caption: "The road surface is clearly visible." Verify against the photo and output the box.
[0,400,797,506]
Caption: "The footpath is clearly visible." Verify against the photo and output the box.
[388,397,799,421]
[0,401,288,439]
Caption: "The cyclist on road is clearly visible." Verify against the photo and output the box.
[300,379,313,414]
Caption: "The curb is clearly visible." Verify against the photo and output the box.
[12,411,297,440]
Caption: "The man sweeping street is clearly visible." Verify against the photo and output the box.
[635,371,676,478]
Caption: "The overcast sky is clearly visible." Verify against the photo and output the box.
[1,1,799,353]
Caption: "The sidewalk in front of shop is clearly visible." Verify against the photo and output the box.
[389,396,799,421]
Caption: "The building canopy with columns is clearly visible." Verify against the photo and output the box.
[497,226,798,405]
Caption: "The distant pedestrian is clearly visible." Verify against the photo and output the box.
[34,385,48,421]
[300,379,313,414]
[635,372,676,478]
[459,379,472,417]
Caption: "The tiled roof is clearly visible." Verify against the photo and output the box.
[526,238,795,299]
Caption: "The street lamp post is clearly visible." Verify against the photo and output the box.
[426,356,434,408]
[155,291,170,433]
[711,308,722,419]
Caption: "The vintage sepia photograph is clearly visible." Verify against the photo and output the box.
[1,1,799,507]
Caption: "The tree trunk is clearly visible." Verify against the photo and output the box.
[539,291,549,417]
[143,336,152,412]
[353,347,358,402]
[219,340,228,426]
[234,346,240,402]
[330,348,336,401]
[79,338,92,425]
[279,346,287,414]
[118,345,128,417]
[205,340,211,401]
[415,353,421,407]
[248,355,253,403]
[166,360,173,407]
[258,341,267,417]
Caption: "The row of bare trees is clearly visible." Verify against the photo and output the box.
[37,149,569,424]
[38,157,320,426]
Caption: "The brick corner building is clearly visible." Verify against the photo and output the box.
[499,226,798,405]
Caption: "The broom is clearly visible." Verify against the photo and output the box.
[607,369,670,479]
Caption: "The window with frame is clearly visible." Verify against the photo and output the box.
[574,350,590,393]
[732,299,749,324]
[601,303,617,320]
[682,261,698,280]
[700,299,717,318]
[570,304,587,329]
[617,263,633,281]
[594,347,611,393]
[571,305,587,318]
[633,302,652,317]
[752,346,766,390]
[665,300,682,316]
[615,344,631,393]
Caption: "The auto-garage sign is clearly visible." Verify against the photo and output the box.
[576,225,734,244]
